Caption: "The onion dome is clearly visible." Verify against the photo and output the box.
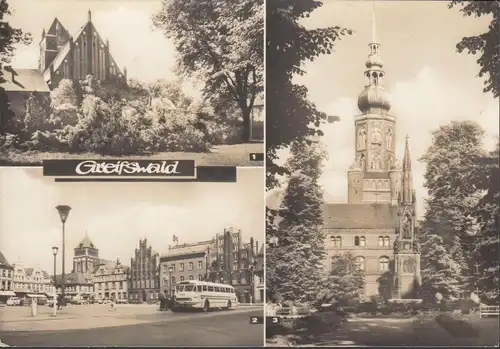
[357,85,392,113]
[349,159,363,172]
[366,54,384,68]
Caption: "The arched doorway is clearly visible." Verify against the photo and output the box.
[141,290,146,303]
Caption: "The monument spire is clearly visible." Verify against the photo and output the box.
[371,1,378,45]
[401,134,414,203]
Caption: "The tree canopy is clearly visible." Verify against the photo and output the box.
[266,0,350,189]
[419,121,498,300]
[0,0,32,83]
[449,0,499,98]
[266,139,327,304]
[152,0,263,143]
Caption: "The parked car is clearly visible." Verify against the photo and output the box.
[6,297,21,306]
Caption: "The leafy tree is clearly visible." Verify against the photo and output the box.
[153,0,263,143]
[266,139,327,305]
[472,141,499,303]
[266,0,350,189]
[419,231,464,298]
[449,1,499,98]
[317,252,365,306]
[0,0,32,83]
[419,121,488,295]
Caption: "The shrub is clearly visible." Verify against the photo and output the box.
[435,314,480,337]
[266,318,299,338]
[300,313,344,335]
[0,133,20,150]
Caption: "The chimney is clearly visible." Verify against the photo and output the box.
[88,9,92,22]
[123,66,127,81]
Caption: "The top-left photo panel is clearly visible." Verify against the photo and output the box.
[0,0,264,167]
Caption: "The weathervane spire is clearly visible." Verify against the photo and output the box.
[371,1,378,44]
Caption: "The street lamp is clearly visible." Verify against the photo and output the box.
[52,246,58,316]
[168,266,173,296]
[249,259,257,305]
[56,205,71,307]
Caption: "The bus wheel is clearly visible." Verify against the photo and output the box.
[202,300,209,312]
[226,300,232,310]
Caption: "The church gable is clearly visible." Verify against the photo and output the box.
[45,15,126,88]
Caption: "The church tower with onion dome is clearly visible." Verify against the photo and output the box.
[348,6,402,205]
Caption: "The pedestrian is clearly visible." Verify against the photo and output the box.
[109,300,116,312]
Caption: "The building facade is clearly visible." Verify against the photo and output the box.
[159,241,212,296]
[11,263,56,297]
[162,229,264,303]
[128,239,160,303]
[54,272,94,298]
[94,260,129,301]
[266,15,420,299]
[0,251,15,302]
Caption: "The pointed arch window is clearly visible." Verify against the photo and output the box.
[379,256,390,272]
[383,236,390,247]
[354,236,360,246]
[378,236,384,247]
[355,256,366,271]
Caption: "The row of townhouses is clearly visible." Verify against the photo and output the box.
[0,228,264,304]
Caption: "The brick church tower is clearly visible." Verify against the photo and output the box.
[347,5,401,206]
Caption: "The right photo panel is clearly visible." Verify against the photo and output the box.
[265,0,499,347]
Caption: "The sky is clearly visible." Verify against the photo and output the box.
[0,167,264,275]
[275,0,499,218]
[7,0,201,98]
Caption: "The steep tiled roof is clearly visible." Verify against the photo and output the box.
[77,233,95,249]
[1,67,50,92]
[164,241,212,258]
[54,272,93,285]
[322,203,398,229]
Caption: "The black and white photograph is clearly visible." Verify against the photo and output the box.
[0,167,264,347]
[0,0,264,167]
[266,0,499,347]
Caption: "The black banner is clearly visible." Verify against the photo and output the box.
[43,160,195,177]
[46,164,236,183]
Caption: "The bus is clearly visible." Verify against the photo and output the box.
[172,280,239,312]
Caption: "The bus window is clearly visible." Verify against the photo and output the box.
[208,286,214,292]
[197,285,202,292]
[203,285,207,291]
[215,287,220,292]
[224,288,229,293]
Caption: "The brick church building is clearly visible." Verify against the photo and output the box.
[1,10,125,130]
[267,12,421,300]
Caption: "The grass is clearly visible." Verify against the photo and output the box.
[0,143,264,167]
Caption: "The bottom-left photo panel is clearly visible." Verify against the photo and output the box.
[0,166,264,347]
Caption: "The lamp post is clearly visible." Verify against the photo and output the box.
[168,266,173,296]
[52,246,58,316]
[249,259,257,305]
[56,205,71,307]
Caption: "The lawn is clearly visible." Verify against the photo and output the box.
[0,143,264,167]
